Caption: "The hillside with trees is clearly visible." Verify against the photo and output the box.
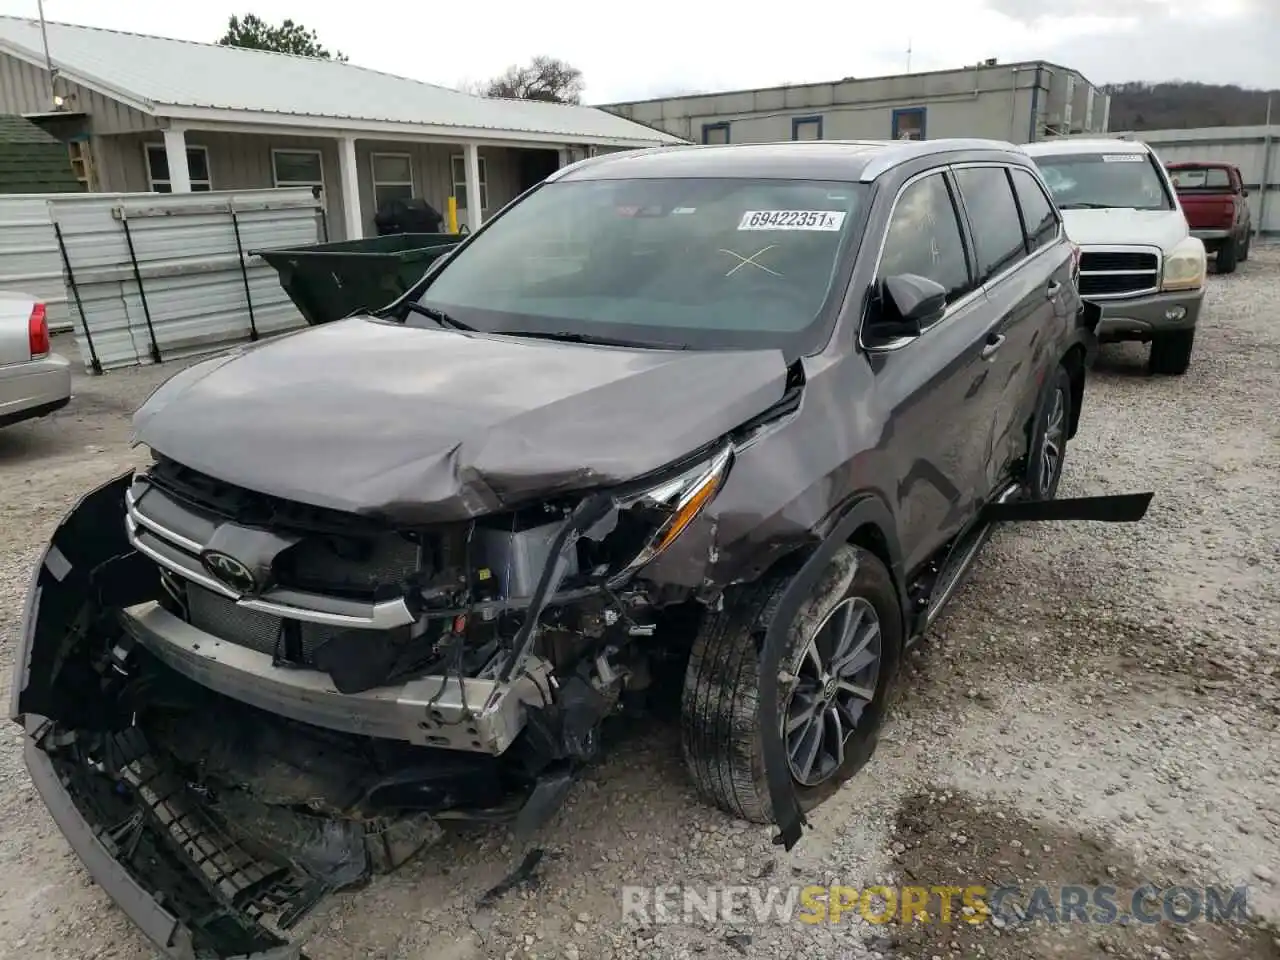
[1103,82,1277,131]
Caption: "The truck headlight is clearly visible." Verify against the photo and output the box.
[1162,238,1206,292]
[605,447,732,579]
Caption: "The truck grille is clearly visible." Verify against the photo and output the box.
[1078,248,1160,299]
[186,584,344,663]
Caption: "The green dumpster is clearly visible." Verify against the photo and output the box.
[254,233,460,326]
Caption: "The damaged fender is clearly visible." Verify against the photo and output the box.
[757,494,906,850]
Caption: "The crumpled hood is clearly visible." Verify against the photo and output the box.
[133,318,788,524]
[1060,208,1190,252]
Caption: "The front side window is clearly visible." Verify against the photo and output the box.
[417,176,869,353]
[1010,167,1061,252]
[146,144,212,192]
[1032,152,1174,211]
[954,166,1028,281]
[879,172,971,305]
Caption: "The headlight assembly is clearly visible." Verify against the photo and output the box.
[608,446,732,580]
[1162,237,1206,292]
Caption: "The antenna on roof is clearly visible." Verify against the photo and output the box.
[36,0,57,107]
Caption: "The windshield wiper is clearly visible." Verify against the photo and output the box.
[394,300,476,332]
[498,330,687,350]
[1058,201,1119,210]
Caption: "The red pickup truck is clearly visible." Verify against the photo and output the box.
[1165,161,1253,274]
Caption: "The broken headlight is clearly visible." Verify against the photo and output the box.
[605,446,732,581]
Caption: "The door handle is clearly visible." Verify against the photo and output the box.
[1046,280,1062,299]
[981,333,1006,359]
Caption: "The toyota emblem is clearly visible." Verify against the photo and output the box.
[200,550,258,594]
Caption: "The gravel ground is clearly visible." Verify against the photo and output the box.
[1,248,1278,960]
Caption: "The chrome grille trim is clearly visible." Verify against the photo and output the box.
[1077,244,1162,300]
[124,483,416,630]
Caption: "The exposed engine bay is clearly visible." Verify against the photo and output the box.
[13,428,749,954]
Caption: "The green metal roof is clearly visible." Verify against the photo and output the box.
[0,114,82,193]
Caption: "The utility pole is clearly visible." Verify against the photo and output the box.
[906,38,912,74]
[36,0,57,107]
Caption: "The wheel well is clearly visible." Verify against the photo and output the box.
[1060,345,1087,439]
[847,522,893,572]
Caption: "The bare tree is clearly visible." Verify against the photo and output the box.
[483,57,585,104]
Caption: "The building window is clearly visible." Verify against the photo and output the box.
[450,154,489,210]
[891,108,927,141]
[792,116,823,141]
[372,153,415,207]
[272,149,324,189]
[145,143,212,192]
[702,122,730,145]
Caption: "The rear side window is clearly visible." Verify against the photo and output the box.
[954,167,1029,282]
[879,172,972,305]
[1010,168,1060,252]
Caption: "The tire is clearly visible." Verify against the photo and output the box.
[680,545,902,823]
[1216,237,1238,274]
[1149,328,1196,376]
[1024,364,1072,501]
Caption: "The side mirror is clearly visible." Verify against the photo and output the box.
[1241,187,1249,197]
[866,274,947,341]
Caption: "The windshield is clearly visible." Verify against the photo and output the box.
[414,177,870,352]
[1031,153,1174,211]
[1167,166,1233,191]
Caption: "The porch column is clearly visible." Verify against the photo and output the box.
[557,147,570,169]
[337,135,363,240]
[162,127,191,192]
[463,142,483,232]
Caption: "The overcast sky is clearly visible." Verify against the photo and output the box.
[3,0,1277,104]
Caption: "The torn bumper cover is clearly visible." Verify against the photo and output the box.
[10,475,441,959]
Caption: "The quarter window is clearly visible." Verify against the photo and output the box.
[954,167,1027,281]
[879,172,972,307]
[1010,167,1060,252]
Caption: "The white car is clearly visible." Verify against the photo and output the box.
[1022,138,1206,376]
[0,291,71,427]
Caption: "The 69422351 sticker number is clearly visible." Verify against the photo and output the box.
[738,210,846,231]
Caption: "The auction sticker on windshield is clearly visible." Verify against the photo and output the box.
[739,210,846,231]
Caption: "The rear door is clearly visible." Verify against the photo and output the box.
[950,165,1064,494]
[865,170,1003,574]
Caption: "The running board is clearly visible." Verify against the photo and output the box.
[917,489,1154,633]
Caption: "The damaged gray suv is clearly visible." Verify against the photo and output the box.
[11,139,1151,959]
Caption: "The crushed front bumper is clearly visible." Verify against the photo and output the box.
[22,718,302,960]
[1094,287,1204,342]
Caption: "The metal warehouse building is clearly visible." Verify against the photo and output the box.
[602,60,1110,146]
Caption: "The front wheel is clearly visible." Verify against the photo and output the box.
[1149,328,1196,376]
[680,545,902,823]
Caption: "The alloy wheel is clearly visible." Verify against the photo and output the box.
[1039,387,1066,497]
[783,596,882,786]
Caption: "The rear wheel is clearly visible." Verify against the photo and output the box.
[680,545,901,823]
[1216,237,1238,274]
[1024,365,1072,501]
[1149,328,1196,376]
